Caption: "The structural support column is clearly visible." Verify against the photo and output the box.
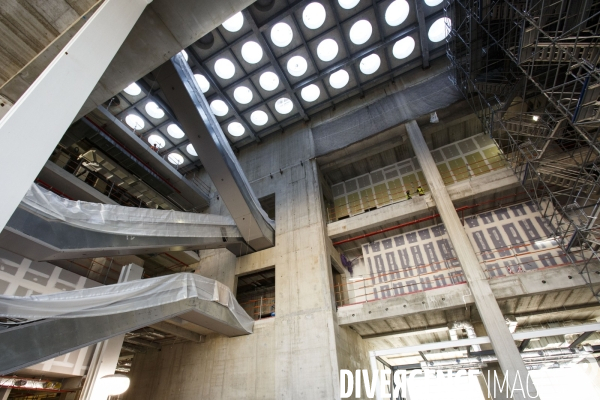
[80,264,144,400]
[405,120,536,400]
[0,0,151,233]
[0,388,9,400]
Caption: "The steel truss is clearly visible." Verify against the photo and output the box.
[446,0,600,301]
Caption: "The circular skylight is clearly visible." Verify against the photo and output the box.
[271,22,293,47]
[186,144,197,156]
[392,36,415,59]
[123,83,141,96]
[180,50,189,61]
[145,101,165,119]
[125,114,145,130]
[148,134,165,149]
[259,71,280,91]
[167,153,184,165]
[287,56,308,77]
[301,84,320,102]
[234,86,253,104]
[424,0,443,6]
[167,124,185,139]
[214,58,235,80]
[228,122,245,137]
[222,12,244,32]
[194,74,210,93]
[359,53,381,74]
[210,100,229,116]
[275,97,294,114]
[241,41,263,64]
[349,20,372,45]
[329,69,350,89]
[251,110,269,126]
[428,17,451,42]
[317,39,339,62]
[385,0,409,27]
[303,2,326,30]
[338,0,360,9]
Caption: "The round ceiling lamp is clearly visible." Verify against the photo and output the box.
[210,100,229,116]
[186,144,197,156]
[214,58,235,79]
[251,110,269,126]
[180,50,189,61]
[359,53,381,74]
[125,114,144,130]
[349,20,372,45]
[145,101,165,119]
[259,71,280,91]
[338,0,360,9]
[425,0,444,6]
[301,84,320,102]
[275,97,294,114]
[222,12,244,32]
[428,17,452,42]
[168,153,184,165]
[385,0,410,27]
[303,2,326,29]
[287,56,308,77]
[98,375,130,396]
[392,36,415,59]
[241,41,263,64]
[123,83,141,96]
[166,124,185,139]
[148,134,165,149]
[329,69,349,89]
[194,74,210,93]
[271,22,293,47]
[317,38,339,62]
[233,86,253,104]
[228,122,246,137]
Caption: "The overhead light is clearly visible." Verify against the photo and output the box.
[303,2,326,30]
[251,110,269,126]
[193,74,210,93]
[360,53,381,74]
[329,69,350,89]
[241,41,263,64]
[275,97,294,114]
[271,22,293,47]
[259,71,280,91]
[210,99,229,116]
[532,115,540,121]
[98,375,130,396]
[385,0,410,27]
[125,114,145,130]
[301,84,320,102]
[214,58,235,79]
[147,134,165,149]
[287,56,308,77]
[428,17,452,42]
[166,124,185,139]
[123,82,141,96]
[180,50,189,61]
[349,20,372,45]
[338,0,360,9]
[233,86,253,104]
[392,36,416,59]
[145,101,165,119]
[167,153,184,165]
[425,0,443,5]
[317,38,339,62]
[228,122,246,137]
[186,144,197,156]
[222,12,244,32]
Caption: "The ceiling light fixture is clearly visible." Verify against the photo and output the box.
[251,110,269,126]
[125,114,145,130]
[329,69,350,89]
[241,41,263,64]
[180,50,189,61]
[338,0,360,9]
[234,86,253,104]
[275,97,294,114]
[145,101,165,119]
[424,0,444,6]
[532,115,540,121]
[271,22,293,47]
[392,36,415,59]
[359,53,381,74]
[166,124,185,139]
[303,2,326,30]
[98,375,130,396]
[317,39,339,62]
[186,144,197,156]
[301,84,320,102]
[287,56,308,77]
[148,135,165,149]
[385,0,410,27]
[210,100,229,116]
[349,20,372,45]
[214,58,235,79]
[228,122,246,137]
[123,83,141,96]
[194,74,210,93]
[167,153,184,165]
[259,71,280,91]
[222,12,244,32]
[428,17,452,42]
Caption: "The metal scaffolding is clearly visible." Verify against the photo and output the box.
[446,0,600,301]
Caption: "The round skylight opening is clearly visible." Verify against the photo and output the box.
[210,100,229,116]
[428,17,451,42]
[259,71,280,91]
[241,41,263,64]
[180,50,189,61]
[125,114,145,130]
[349,20,372,45]
[303,2,326,30]
[145,101,165,119]
[148,134,165,149]
[338,0,360,9]
[194,74,210,93]
[214,58,235,80]
[234,86,253,104]
[186,144,197,156]
[287,56,308,77]
[167,153,184,165]
[167,124,185,139]
[271,22,293,47]
[329,69,350,89]
[222,12,244,32]
[424,0,444,6]
[275,97,294,114]
[359,53,381,75]
[317,39,339,62]
[301,84,320,102]
[385,0,410,27]
[251,110,269,126]
[228,122,245,137]
[392,36,416,59]
[123,83,141,96]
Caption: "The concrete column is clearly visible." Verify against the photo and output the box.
[0,0,151,234]
[0,388,10,400]
[80,264,144,400]
[405,120,536,400]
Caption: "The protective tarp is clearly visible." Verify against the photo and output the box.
[21,184,241,238]
[0,273,254,334]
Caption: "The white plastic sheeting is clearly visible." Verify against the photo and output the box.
[0,273,254,334]
[21,184,242,238]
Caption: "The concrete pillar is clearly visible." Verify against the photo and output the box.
[0,388,9,400]
[0,0,151,234]
[80,264,144,400]
[405,120,536,400]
